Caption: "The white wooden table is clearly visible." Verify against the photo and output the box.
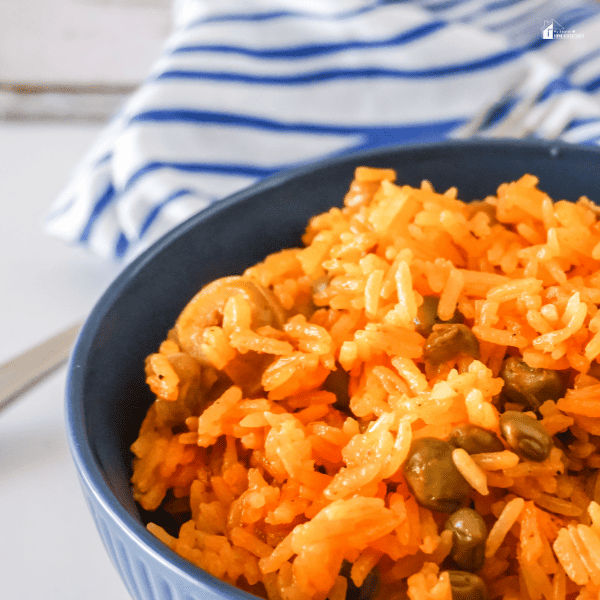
[0,0,172,121]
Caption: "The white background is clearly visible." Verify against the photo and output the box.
[0,0,172,597]
[0,123,128,599]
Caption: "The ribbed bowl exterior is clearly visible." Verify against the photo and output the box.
[75,474,242,600]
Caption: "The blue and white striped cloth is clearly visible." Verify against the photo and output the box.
[46,0,600,261]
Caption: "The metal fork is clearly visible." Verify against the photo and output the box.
[0,322,82,412]
[452,58,581,141]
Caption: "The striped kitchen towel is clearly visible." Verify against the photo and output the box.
[46,0,600,261]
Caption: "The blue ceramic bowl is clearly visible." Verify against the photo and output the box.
[66,139,600,600]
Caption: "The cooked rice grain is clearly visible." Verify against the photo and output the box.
[132,170,600,600]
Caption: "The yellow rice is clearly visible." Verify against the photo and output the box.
[132,168,600,600]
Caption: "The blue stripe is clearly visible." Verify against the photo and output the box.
[172,21,447,59]
[79,183,115,243]
[352,119,464,149]
[582,73,600,93]
[561,4,600,24]
[139,189,194,237]
[128,108,463,142]
[156,48,524,85]
[47,154,113,225]
[555,5,600,31]
[94,152,112,168]
[186,1,382,28]
[480,96,519,130]
[115,233,129,258]
[124,162,274,193]
[537,75,575,103]
[122,118,463,193]
[564,117,600,132]
[130,109,295,130]
[564,46,600,76]
[420,0,464,12]
[584,77,600,92]
[194,9,293,25]
[575,136,600,146]
[484,0,525,11]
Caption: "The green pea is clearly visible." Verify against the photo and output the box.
[423,324,480,367]
[449,424,504,455]
[499,356,565,411]
[446,571,488,600]
[499,411,553,462]
[467,200,498,226]
[340,560,380,600]
[445,507,488,571]
[414,296,464,338]
[403,437,471,513]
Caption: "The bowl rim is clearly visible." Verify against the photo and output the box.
[65,137,600,595]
